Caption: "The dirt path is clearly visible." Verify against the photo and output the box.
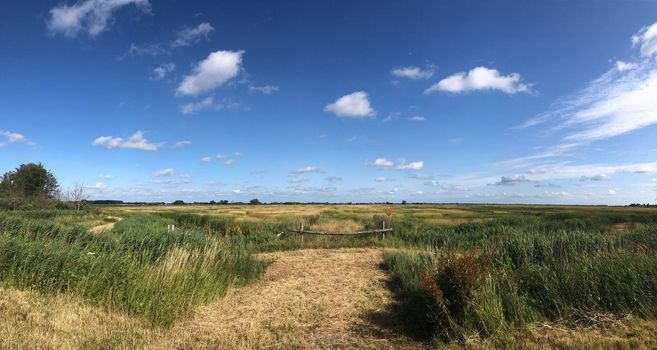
[88,216,123,234]
[153,248,428,349]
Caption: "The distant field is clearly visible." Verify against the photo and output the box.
[1,204,657,348]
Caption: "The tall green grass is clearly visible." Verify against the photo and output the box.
[384,222,657,342]
[0,211,265,326]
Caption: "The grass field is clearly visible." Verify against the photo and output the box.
[1,204,657,348]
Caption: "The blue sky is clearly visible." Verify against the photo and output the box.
[2,0,657,204]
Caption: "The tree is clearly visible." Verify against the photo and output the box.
[402,200,407,205]
[172,200,185,205]
[0,163,59,199]
[249,198,261,205]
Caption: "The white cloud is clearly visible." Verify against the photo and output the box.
[152,63,175,80]
[94,182,107,190]
[180,96,214,114]
[291,166,322,174]
[177,50,244,96]
[200,156,211,163]
[154,168,174,177]
[608,189,617,195]
[98,174,113,180]
[391,66,433,80]
[425,66,531,94]
[494,161,657,184]
[375,176,390,182]
[216,153,237,165]
[371,158,424,170]
[122,43,169,58]
[170,22,215,48]
[47,0,150,38]
[324,91,375,118]
[171,140,191,148]
[0,130,31,148]
[92,131,162,151]
[520,23,657,142]
[409,115,426,122]
[249,85,280,94]
[632,22,657,57]
[396,161,424,170]
[373,158,394,168]
[616,61,637,72]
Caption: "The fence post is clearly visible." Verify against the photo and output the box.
[382,221,386,240]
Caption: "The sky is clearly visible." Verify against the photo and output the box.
[1,0,657,204]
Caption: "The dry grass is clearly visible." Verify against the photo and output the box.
[309,219,364,233]
[460,316,657,350]
[0,287,156,349]
[88,216,122,234]
[151,248,427,349]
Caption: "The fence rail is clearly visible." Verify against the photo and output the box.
[288,222,392,237]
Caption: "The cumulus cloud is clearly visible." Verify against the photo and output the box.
[180,96,214,114]
[200,156,211,163]
[391,66,433,80]
[92,131,162,151]
[177,50,244,96]
[0,130,31,148]
[324,91,375,118]
[154,168,174,177]
[371,158,424,170]
[98,174,113,180]
[152,63,175,80]
[291,166,323,174]
[216,153,238,165]
[408,115,426,122]
[632,22,657,57]
[375,176,390,182]
[249,85,280,94]
[425,66,531,94]
[171,140,191,148]
[47,0,150,38]
[170,22,215,48]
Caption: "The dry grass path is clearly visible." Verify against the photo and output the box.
[88,216,122,234]
[152,248,428,349]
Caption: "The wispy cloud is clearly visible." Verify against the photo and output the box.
[47,0,150,38]
[0,130,33,148]
[632,22,657,57]
[154,168,174,177]
[177,50,244,96]
[519,22,657,143]
[152,63,175,80]
[291,166,323,174]
[171,140,191,148]
[249,85,280,94]
[425,66,532,94]
[370,158,424,170]
[180,96,214,114]
[324,91,375,118]
[170,22,214,48]
[92,131,162,151]
[408,115,426,122]
[391,66,433,80]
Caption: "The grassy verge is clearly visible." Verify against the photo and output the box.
[382,223,657,344]
[0,211,266,327]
